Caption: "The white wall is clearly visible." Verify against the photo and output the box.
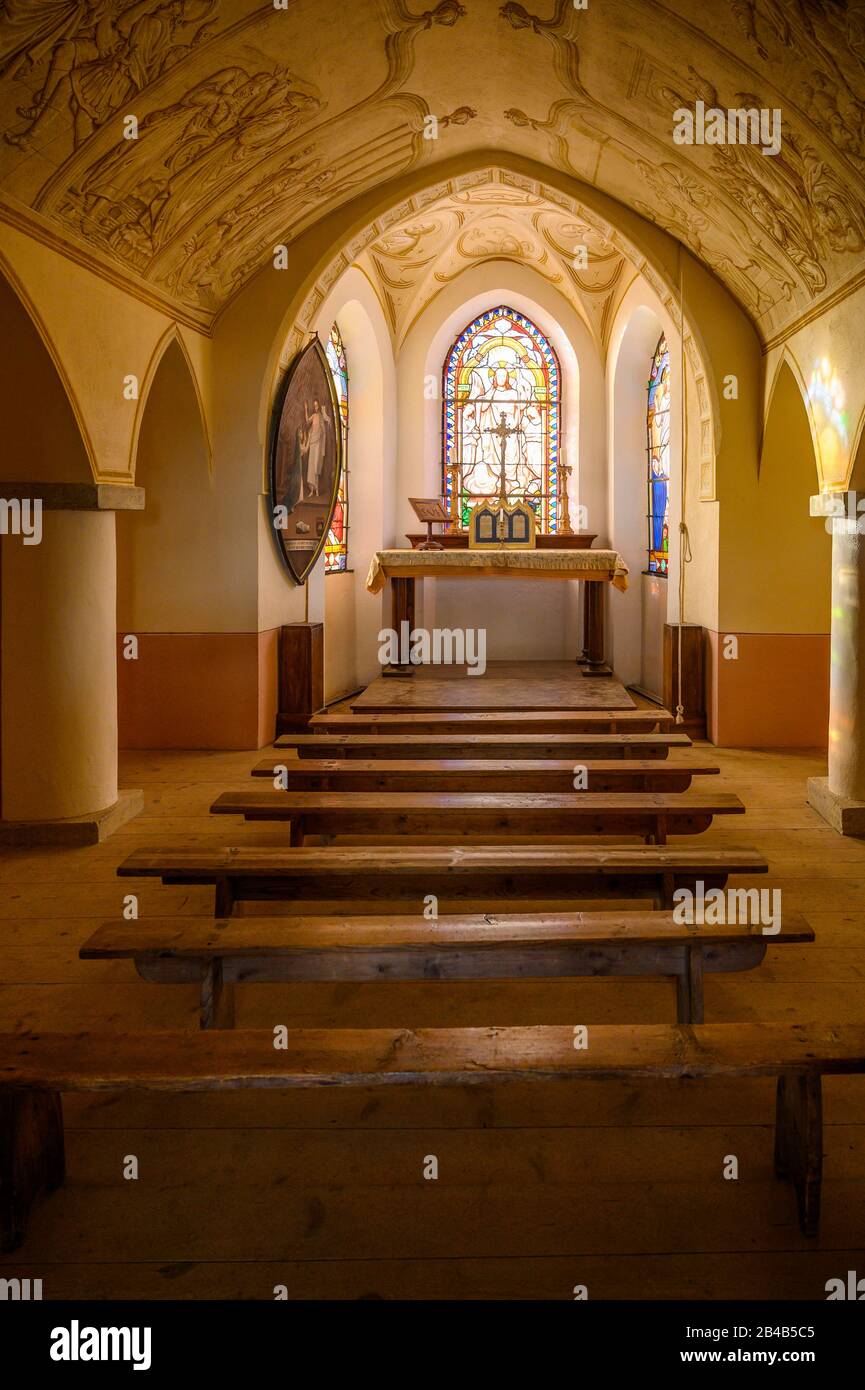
[397,263,605,662]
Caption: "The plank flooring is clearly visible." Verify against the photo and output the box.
[353,660,635,711]
[2,738,863,1300]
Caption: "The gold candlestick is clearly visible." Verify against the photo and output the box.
[559,446,574,535]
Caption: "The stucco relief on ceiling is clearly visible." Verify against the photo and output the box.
[0,0,860,341]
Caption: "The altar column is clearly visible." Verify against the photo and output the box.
[806,491,865,834]
[0,482,145,844]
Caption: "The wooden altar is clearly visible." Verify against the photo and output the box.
[365,548,629,677]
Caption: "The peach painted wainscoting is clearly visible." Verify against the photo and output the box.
[117,630,279,750]
[705,630,829,748]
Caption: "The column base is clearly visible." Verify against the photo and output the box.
[806,776,865,837]
[0,788,143,847]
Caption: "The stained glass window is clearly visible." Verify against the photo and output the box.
[442,306,561,531]
[324,322,348,574]
[647,334,670,576]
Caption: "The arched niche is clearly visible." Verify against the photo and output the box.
[710,358,830,747]
[280,265,397,700]
[308,271,396,699]
[0,265,93,484]
[398,263,598,662]
[846,394,865,491]
[607,282,688,695]
[117,339,255,748]
[751,360,830,634]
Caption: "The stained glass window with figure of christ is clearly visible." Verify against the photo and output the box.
[442,306,561,531]
[324,323,348,574]
[647,333,670,576]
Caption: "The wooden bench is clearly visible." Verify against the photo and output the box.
[81,909,814,1029]
[1,1022,857,1248]
[210,789,745,845]
[252,757,720,793]
[284,733,694,761]
[309,709,677,735]
[117,844,768,915]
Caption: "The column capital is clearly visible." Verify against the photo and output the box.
[0,482,144,511]
[810,491,865,535]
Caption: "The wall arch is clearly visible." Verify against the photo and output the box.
[252,154,723,486]
[0,259,95,484]
[117,339,261,748]
[397,263,599,661]
[307,269,396,697]
[608,300,669,692]
[762,347,821,484]
[851,404,865,490]
[132,325,213,479]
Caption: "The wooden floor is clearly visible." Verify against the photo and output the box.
[354,660,635,711]
[2,739,864,1300]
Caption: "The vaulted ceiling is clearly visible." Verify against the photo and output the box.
[0,0,862,344]
[353,173,628,345]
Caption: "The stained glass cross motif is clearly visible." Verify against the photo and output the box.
[646,333,670,576]
[442,306,561,532]
[324,322,348,574]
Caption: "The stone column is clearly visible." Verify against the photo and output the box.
[0,482,144,845]
[807,491,865,834]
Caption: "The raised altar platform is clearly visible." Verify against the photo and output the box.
[353,661,635,712]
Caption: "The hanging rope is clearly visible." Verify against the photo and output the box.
[676,246,692,726]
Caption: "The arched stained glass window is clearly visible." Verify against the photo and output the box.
[324,323,348,574]
[442,306,561,531]
[647,334,670,576]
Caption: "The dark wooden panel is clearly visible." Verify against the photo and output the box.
[664,624,706,739]
[277,623,324,735]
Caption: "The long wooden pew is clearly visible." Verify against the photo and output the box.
[81,909,814,1028]
[2,1022,858,1247]
[117,844,769,915]
[309,709,677,735]
[252,757,720,793]
[210,789,745,845]
[283,733,693,761]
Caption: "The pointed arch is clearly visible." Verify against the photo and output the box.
[0,248,98,481]
[762,347,822,483]
[849,401,865,490]
[323,321,349,573]
[646,332,671,575]
[441,303,562,531]
[258,156,721,497]
[132,324,213,479]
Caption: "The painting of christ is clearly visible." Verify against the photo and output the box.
[269,336,342,584]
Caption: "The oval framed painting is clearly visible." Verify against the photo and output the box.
[268,336,343,584]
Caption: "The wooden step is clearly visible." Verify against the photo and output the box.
[252,757,720,793]
[311,709,676,735]
[211,790,745,844]
[282,733,693,761]
[118,844,769,915]
[81,909,814,1028]
[0,1023,857,1246]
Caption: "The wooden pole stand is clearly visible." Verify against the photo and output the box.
[774,1074,823,1236]
[0,1091,65,1252]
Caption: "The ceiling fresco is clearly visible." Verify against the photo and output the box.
[0,0,861,342]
